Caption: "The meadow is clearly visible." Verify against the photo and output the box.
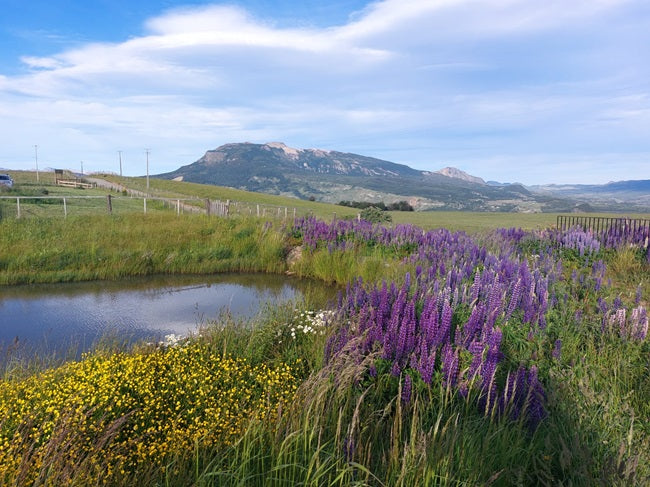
[0,175,649,485]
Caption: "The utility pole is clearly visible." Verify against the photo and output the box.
[81,160,84,176]
[145,149,150,190]
[118,150,123,177]
[34,144,39,182]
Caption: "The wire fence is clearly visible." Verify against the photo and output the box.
[0,195,314,221]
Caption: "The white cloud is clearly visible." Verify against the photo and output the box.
[0,0,648,184]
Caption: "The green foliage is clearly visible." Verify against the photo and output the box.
[360,206,392,224]
[339,200,414,211]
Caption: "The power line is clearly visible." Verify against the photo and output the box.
[145,149,150,190]
[34,144,39,182]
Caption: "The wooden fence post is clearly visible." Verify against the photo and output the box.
[107,194,113,214]
[16,197,20,218]
[63,197,67,218]
[143,198,147,214]
[205,198,211,216]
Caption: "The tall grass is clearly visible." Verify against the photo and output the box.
[0,214,288,284]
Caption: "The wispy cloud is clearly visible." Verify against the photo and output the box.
[0,0,648,184]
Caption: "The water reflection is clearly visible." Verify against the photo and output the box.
[0,273,335,362]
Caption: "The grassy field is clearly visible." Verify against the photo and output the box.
[1,171,649,486]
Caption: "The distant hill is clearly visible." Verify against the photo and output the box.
[529,180,650,210]
[156,142,648,212]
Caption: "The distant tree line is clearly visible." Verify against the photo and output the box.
[338,200,414,212]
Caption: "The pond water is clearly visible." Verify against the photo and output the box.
[0,274,336,363]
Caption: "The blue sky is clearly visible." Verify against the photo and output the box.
[1,0,648,185]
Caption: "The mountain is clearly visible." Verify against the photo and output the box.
[155,142,646,212]
[434,167,486,185]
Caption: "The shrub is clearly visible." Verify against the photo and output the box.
[360,206,392,223]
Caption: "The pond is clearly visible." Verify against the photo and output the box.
[0,273,336,363]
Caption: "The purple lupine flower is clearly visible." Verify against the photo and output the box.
[486,274,503,328]
[630,306,648,340]
[401,374,413,405]
[441,343,459,389]
[467,340,485,380]
[324,334,335,364]
[459,302,486,347]
[552,339,562,360]
[597,297,608,315]
[417,346,436,384]
[435,299,453,347]
[395,314,409,363]
[607,308,627,337]
[506,278,522,319]
[480,328,502,413]
[391,361,402,377]
[525,366,547,429]
[502,367,527,421]
[613,296,623,310]
[452,286,460,309]
[420,295,439,347]
[594,276,602,291]
[405,300,417,352]
[368,364,377,378]
[470,269,481,304]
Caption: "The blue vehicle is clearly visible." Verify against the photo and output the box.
[0,174,13,188]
